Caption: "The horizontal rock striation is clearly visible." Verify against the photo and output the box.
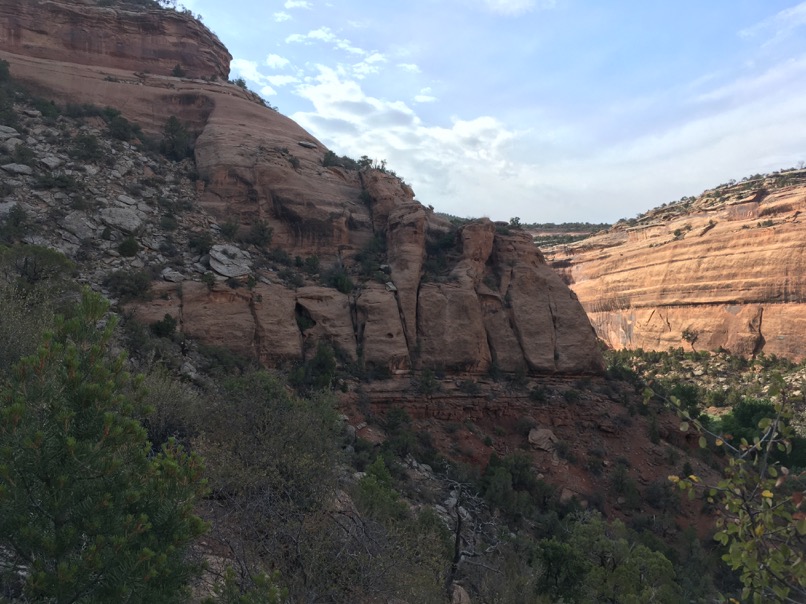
[0,0,230,79]
[547,174,806,360]
[0,0,603,376]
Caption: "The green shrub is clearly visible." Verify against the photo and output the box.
[0,205,30,243]
[69,133,104,161]
[12,145,35,166]
[160,116,192,161]
[117,236,140,257]
[197,343,254,376]
[34,173,81,191]
[151,313,178,338]
[529,385,548,402]
[555,440,575,462]
[288,341,337,393]
[322,266,353,294]
[481,453,555,520]
[0,245,75,287]
[103,269,151,302]
[220,220,239,241]
[107,115,140,141]
[415,368,440,395]
[563,388,581,403]
[242,220,272,247]
[303,255,320,275]
[278,268,304,288]
[201,272,216,290]
[188,231,213,255]
[269,248,293,265]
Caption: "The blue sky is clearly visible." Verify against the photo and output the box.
[180,0,806,223]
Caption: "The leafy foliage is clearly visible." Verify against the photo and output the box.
[0,290,207,602]
[659,377,806,603]
[160,115,193,161]
[103,269,152,302]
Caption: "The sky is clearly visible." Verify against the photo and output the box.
[178,0,806,224]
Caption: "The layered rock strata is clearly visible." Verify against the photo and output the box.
[0,0,602,375]
[547,174,806,360]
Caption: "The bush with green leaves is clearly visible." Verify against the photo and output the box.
[103,268,151,301]
[0,290,207,602]
[566,514,683,603]
[0,244,75,289]
[289,340,337,392]
[658,377,806,603]
[481,453,555,521]
[0,280,54,377]
[220,220,239,240]
[321,265,354,294]
[160,115,193,161]
[188,230,214,254]
[242,219,273,247]
[11,144,35,166]
[151,312,178,338]
[117,235,140,256]
[69,132,104,161]
[0,205,30,243]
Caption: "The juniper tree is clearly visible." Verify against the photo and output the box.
[0,290,207,603]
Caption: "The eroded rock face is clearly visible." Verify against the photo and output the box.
[0,0,230,79]
[0,0,603,377]
[549,176,806,360]
[354,284,410,371]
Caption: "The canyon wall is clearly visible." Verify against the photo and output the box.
[547,175,806,361]
[0,0,602,375]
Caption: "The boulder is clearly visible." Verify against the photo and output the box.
[209,244,251,278]
[1,163,33,176]
[98,207,143,234]
[529,428,558,452]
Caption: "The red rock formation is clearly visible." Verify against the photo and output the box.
[0,0,603,376]
[548,175,806,360]
[0,0,230,79]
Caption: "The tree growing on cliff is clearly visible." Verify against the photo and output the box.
[161,115,193,161]
[659,377,806,603]
[682,327,699,351]
[0,290,207,602]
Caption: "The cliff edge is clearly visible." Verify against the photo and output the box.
[0,0,602,375]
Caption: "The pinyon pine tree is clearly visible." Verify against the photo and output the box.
[0,290,207,603]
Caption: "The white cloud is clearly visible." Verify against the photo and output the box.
[266,75,299,86]
[693,55,806,105]
[739,2,806,42]
[260,85,278,97]
[398,63,421,73]
[280,47,806,223]
[284,0,312,9]
[290,66,523,214]
[266,54,291,69]
[414,87,437,103]
[352,52,387,78]
[286,27,366,55]
[273,11,291,22]
[230,58,269,85]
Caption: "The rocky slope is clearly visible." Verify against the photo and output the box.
[547,172,806,361]
[0,0,602,377]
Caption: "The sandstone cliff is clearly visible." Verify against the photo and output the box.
[0,0,602,376]
[547,172,806,361]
